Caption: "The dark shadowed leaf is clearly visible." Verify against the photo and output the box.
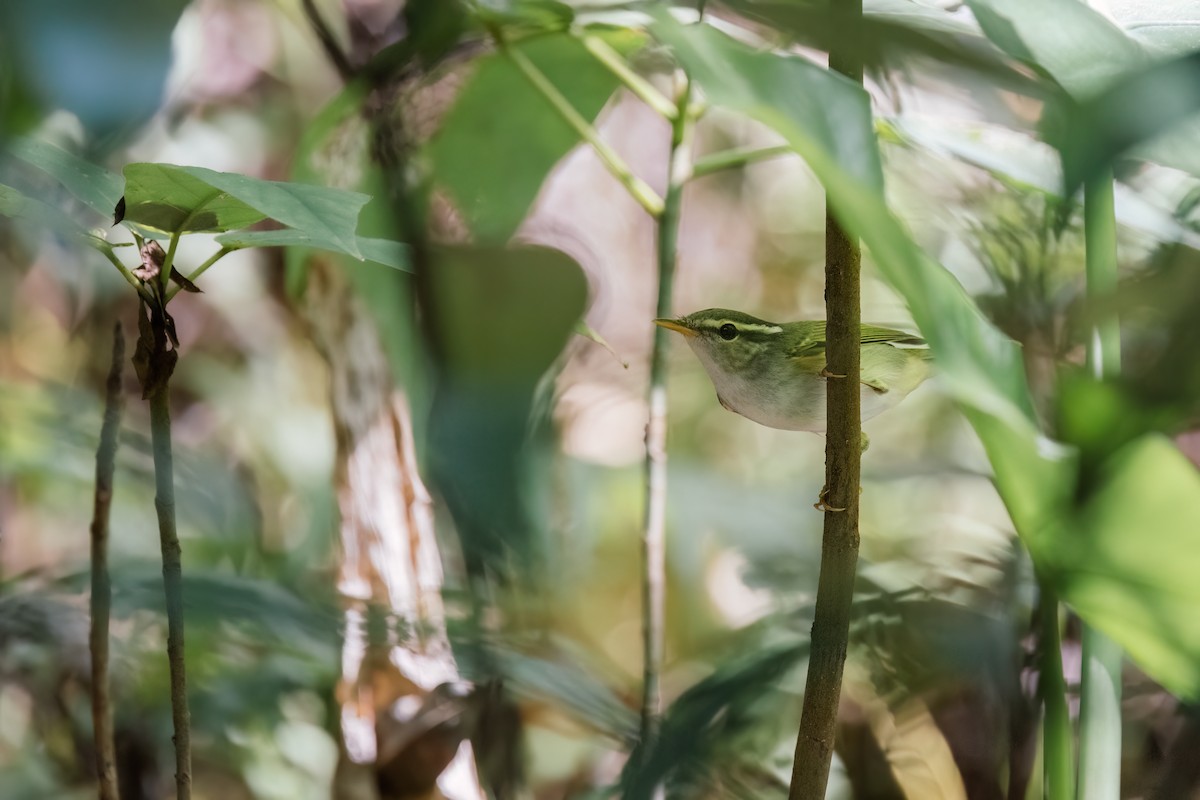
[425,243,587,580]
[621,638,807,797]
[429,243,587,383]
[107,563,341,654]
[486,641,638,742]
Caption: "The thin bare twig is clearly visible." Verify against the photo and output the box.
[301,0,355,82]
[90,322,124,800]
[640,74,694,748]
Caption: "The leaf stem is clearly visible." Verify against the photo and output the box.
[165,246,231,303]
[640,72,694,751]
[689,144,794,179]
[161,231,182,293]
[580,34,678,121]
[500,35,665,217]
[97,242,157,303]
[788,0,864,796]
[89,322,124,800]
[1077,168,1122,800]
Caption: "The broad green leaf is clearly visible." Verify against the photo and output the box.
[653,17,1067,532]
[215,229,411,271]
[121,163,268,233]
[1106,2,1200,58]
[472,0,575,32]
[967,2,1200,191]
[0,182,90,237]
[1050,53,1200,190]
[6,137,123,216]
[965,0,1150,99]
[427,31,632,242]
[1043,436,1200,698]
[722,0,1038,92]
[122,163,369,257]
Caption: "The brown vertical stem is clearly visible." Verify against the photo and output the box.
[788,3,864,796]
[90,322,125,800]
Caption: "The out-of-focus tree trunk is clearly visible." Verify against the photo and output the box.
[298,257,482,800]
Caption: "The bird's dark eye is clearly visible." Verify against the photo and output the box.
[718,323,738,341]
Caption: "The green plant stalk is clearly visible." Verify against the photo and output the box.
[501,37,665,217]
[580,34,679,121]
[690,144,794,179]
[98,243,156,303]
[166,246,231,302]
[160,231,182,294]
[788,3,864,795]
[90,323,124,800]
[640,75,694,749]
[149,373,192,799]
[1076,168,1122,800]
[1040,579,1075,800]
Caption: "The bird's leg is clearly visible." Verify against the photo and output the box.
[814,482,864,512]
[813,486,847,513]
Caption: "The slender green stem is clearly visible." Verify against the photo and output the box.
[788,1,863,796]
[165,246,231,303]
[161,231,181,293]
[1039,579,1075,800]
[1076,168,1122,800]
[501,36,665,217]
[580,34,678,121]
[97,243,156,303]
[1083,170,1120,375]
[690,144,795,179]
[89,322,124,800]
[640,74,694,751]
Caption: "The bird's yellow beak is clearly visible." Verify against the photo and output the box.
[653,318,697,337]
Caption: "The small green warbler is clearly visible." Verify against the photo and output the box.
[654,308,932,436]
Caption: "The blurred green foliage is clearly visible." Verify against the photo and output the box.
[3,0,1200,798]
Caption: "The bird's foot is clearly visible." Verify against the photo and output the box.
[819,367,847,379]
[813,486,847,513]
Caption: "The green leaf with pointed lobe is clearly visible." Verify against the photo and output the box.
[121,163,368,257]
